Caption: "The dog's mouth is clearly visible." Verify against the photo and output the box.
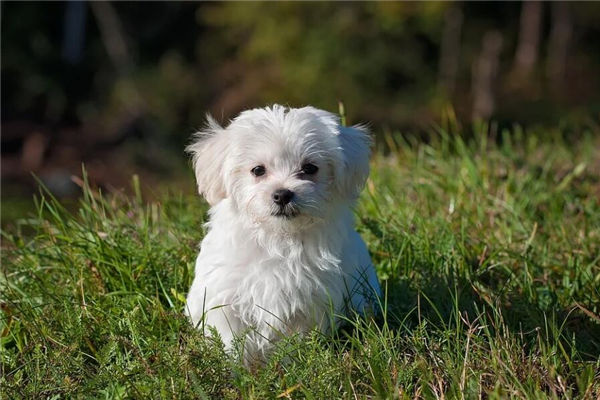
[271,205,300,219]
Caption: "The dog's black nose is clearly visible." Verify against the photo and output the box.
[272,189,294,206]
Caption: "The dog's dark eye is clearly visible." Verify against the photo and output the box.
[251,165,266,177]
[301,163,319,175]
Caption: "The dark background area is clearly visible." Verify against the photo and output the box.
[2,2,600,221]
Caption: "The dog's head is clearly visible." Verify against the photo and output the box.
[187,105,370,229]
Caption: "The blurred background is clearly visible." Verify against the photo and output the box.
[2,1,600,222]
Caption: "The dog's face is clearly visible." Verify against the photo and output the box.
[187,105,370,230]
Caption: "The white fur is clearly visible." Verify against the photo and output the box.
[185,105,381,362]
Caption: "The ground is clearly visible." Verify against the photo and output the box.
[2,124,599,399]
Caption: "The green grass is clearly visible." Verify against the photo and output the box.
[2,126,600,399]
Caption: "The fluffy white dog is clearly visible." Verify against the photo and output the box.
[185,105,381,362]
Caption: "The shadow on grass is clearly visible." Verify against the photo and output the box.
[379,274,600,361]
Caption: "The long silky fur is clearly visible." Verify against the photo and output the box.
[185,105,381,364]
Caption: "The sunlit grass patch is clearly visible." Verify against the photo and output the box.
[2,127,599,398]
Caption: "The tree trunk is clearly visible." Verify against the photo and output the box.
[438,6,463,95]
[512,1,543,81]
[547,2,572,95]
[472,31,503,121]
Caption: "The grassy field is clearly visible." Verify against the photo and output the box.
[2,125,599,399]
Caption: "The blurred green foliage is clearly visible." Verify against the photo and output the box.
[200,2,447,125]
[3,1,600,146]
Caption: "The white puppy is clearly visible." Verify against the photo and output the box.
[185,105,380,362]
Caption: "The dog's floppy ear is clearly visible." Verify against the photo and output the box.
[186,115,230,205]
[335,124,371,200]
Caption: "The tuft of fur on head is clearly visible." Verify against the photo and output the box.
[186,105,371,233]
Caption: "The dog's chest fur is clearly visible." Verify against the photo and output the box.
[197,200,350,330]
[230,239,344,328]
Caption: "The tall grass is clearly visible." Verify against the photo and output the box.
[2,126,599,398]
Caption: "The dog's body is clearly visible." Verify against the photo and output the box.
[185,105,380,360]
